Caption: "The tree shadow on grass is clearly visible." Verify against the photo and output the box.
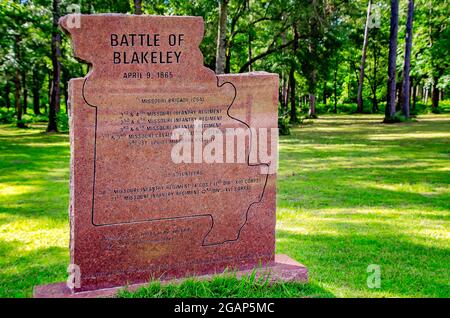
[277,168,450,212]
[276,229,450,298]
[0,240,68,298]
[0,127,70,222]
[0,132,69,177]
[283,115,450,146]
[0,237,335,298]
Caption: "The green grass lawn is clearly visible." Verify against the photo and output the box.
[0,114,449,298]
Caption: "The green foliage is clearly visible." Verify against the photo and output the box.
[0,107,49,126]
[1,0,449,124]
[438,100,450,113]
[278,115,291,135]
[0,108,15,124]
[315,103,358,114]
[56,112,69,132]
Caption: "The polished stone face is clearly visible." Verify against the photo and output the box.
[60,14,278,292]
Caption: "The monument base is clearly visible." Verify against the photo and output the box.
[33,254,308,298]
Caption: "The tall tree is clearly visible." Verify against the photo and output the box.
[47,0,61,132]
[334,62,338,113]
[300,9,320,119]
[32,67,41,115]
[357,0,372,113]
[401,0,414,119]
[14,67,23,127]
[5,82,11,110]
[289,65,297,123]
[289,25,299,124]
[384,0,399,122]
[22,70,28,114]
[215,0,229,74]
[431,79,439,110]
[14,33,25,128]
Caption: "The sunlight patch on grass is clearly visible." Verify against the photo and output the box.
[0,217,68,250]
[0,184,38,196]
[350,180,449,196]
[367,132,450,141]
[1,115,449,298]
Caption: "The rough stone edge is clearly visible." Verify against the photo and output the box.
[33,254,308,298]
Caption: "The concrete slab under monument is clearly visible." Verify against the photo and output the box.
[34,255,308,298]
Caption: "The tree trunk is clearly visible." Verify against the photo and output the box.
[347,64,352,101]
[5,82,11,110]
[15,70,24,128]
[48,0,61,132]
[334,65,338,113]
[432,80,439,110]
[306,15,317,118]
[248,33,253,72]
[357,0,372,113]
[372,88,378,112]
[412,83,417,110]
[23,86,28,115]
[323,80,327,105]
[215,0,228,74]
[396,82,402,112]
[61,67,69,113]
[247,0,252,72]
[14,33,24,127]
[285,76,290,111]
[308,94,316,118]
[370,77,378,112]
[33,87,40,115]
[47,69,52,110]
[281,73,288,110]
[280,13,288,110]
[400,0,414,119]
[289,66,297,124]
[307,63,318,118]
[372,32,379,112]
[384,0,399,122]
[133,0,142,15]
[289,25,300,123]
[22,72,28,114]
[32,67,41,115]
[64,79,69,114]
[225,48,231,74]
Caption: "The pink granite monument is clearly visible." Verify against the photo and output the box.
[33,14,307,298]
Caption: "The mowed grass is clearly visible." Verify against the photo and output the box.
[0,123,70,297]
[277,114,450,298]
[0,115,449,298]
